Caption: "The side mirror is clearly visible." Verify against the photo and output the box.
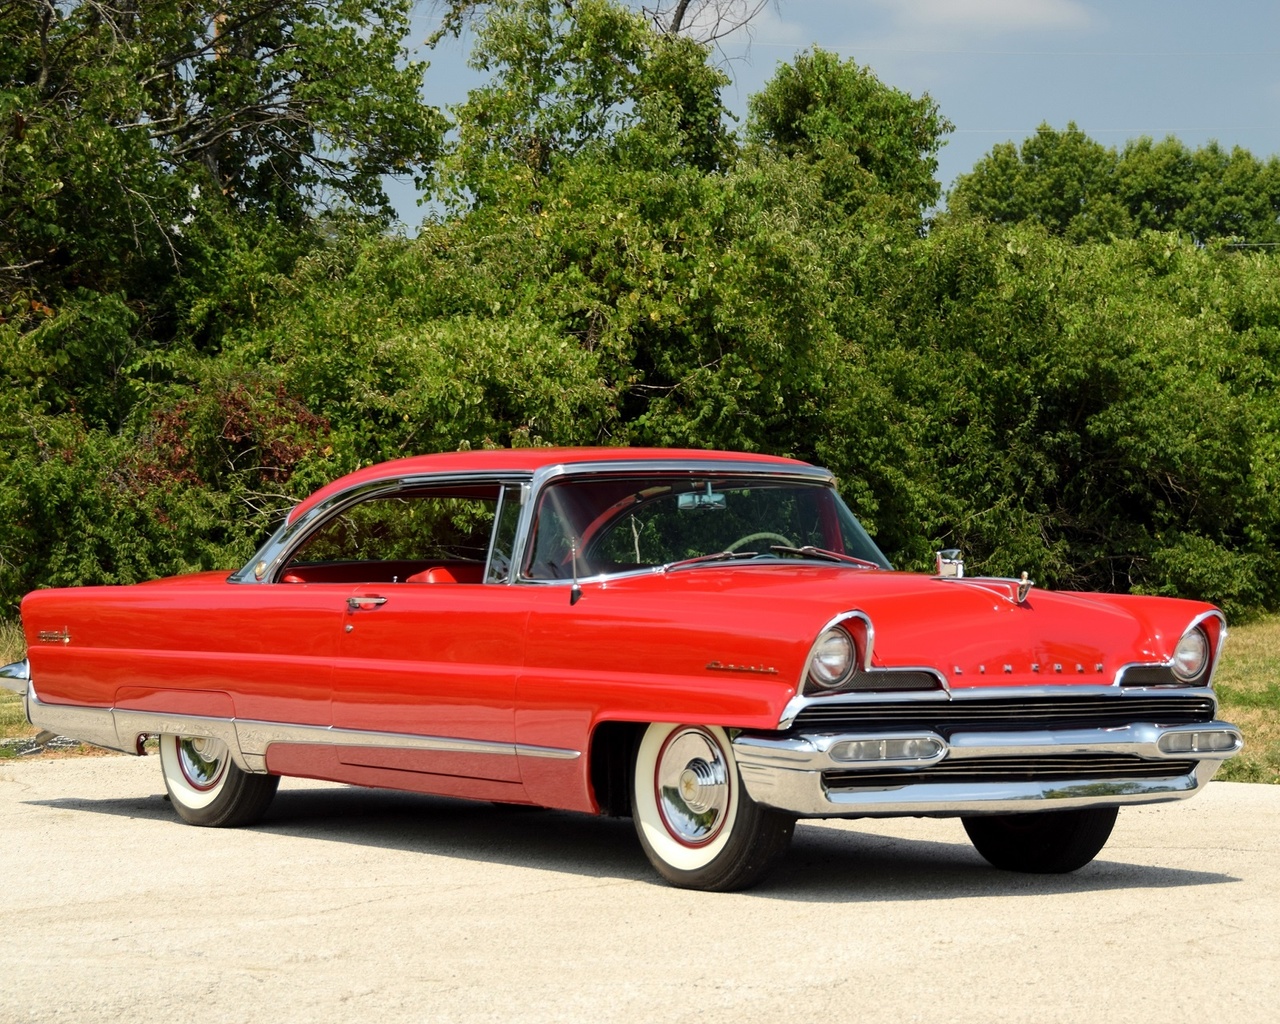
[935,549,964,578]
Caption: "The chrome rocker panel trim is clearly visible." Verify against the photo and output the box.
[732,721,1243,817]
[24,687,580,773]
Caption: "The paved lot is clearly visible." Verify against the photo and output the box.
[2,755,1276,1024]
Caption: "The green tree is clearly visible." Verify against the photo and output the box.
[1,0,444,310]
[945,122,1130,241]
[447,0,733,206]
[745,47,952,224]
[949,124,1280,245]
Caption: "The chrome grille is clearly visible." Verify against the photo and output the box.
[824,755,1200,789]
[789,695,1215,734]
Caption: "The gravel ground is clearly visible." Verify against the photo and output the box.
[2,755,1277,1024]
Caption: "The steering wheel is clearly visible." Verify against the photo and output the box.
[724,531,794,553]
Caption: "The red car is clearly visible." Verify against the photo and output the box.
[1,448,1243,890]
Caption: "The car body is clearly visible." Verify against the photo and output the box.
[1,447,1243,889]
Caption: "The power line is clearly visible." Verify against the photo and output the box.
[739,43,1280,58]
[952,127,1279,135]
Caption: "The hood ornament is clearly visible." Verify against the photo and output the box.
[935,551,1035,606]
[1017,571,1033,604]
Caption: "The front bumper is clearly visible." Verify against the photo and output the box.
[731,721,1243,817]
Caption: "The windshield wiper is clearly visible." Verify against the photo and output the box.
[664,551,761,571]
[769,545,881,568]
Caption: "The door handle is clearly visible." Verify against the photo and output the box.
[347,595,388,612]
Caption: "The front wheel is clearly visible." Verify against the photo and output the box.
[159,734,279,828]
[962,806,1118,873]
[632,723,794,891]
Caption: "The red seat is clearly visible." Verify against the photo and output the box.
[405,566,454,584]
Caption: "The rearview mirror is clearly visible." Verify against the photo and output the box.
[678,485,726,511]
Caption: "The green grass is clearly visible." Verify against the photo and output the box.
[2,614,1278,779]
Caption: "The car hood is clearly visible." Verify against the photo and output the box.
[601,565,1218,690]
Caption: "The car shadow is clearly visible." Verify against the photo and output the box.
[27,785,1241,899]
[754,821,1240,902]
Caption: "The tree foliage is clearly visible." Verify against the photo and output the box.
[947,122,1280,244]
[3,0,1280,623]
[746,47,951,225]
[1,0,444,315]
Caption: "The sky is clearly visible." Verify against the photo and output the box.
[388,0,1280,229]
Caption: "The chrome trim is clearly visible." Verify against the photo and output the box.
[737,760,1219,817]
[734,731,949,771]
[24,692,581,772]
[1114,610,1229,687]
[775,682,1222,732]
[735,722,1241,774]
[231,471,536,585]
[233,457,856,590]
[527,459,834,491]
[484,484,514,584]
[1190,609,1229,680]
[0,658,29,697]
[936,575,1035,606]
[787,609,948,716]
[935,549,964,578]
[732,720,1241,817]
[515,459,839,584]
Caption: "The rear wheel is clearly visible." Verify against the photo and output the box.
[962,806,1118,873]
[632,723,794,891]
[159,734,279,827]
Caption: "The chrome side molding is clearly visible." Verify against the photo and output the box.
[23,688,581,774]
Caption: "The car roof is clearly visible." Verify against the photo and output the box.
[286,447,813,524]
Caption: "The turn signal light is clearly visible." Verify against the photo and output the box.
[829,736,945,763]
[1158,730,1240,754]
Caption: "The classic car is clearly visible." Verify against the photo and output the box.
[1,447,1243,890]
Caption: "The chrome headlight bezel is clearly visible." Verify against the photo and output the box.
[808,628,856,690]
[1171,626,1210,684]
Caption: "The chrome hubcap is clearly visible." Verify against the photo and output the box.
[655,727,731,846]
[177,736,228,791]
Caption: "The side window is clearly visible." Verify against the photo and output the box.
[486,485,524,584]
[280,489,498,584]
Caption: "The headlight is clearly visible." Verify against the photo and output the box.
[808,628,855,689]
[1171,627,1209,683]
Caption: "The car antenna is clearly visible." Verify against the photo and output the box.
[570,541,583,605]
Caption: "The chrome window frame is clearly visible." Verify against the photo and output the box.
[509,459,870,586]
[231,458,882,589]
[230,471,535,585]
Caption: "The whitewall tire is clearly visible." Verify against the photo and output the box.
[159,734,279,828]
[632,723,794,890]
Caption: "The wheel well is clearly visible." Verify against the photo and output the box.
[588,721,644,817]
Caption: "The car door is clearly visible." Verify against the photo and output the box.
[287,481,529,782]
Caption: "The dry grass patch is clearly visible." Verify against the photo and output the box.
[1,621,33,745]
[1212,615,1280,783]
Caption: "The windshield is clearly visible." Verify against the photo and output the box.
[523,474,891,580]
